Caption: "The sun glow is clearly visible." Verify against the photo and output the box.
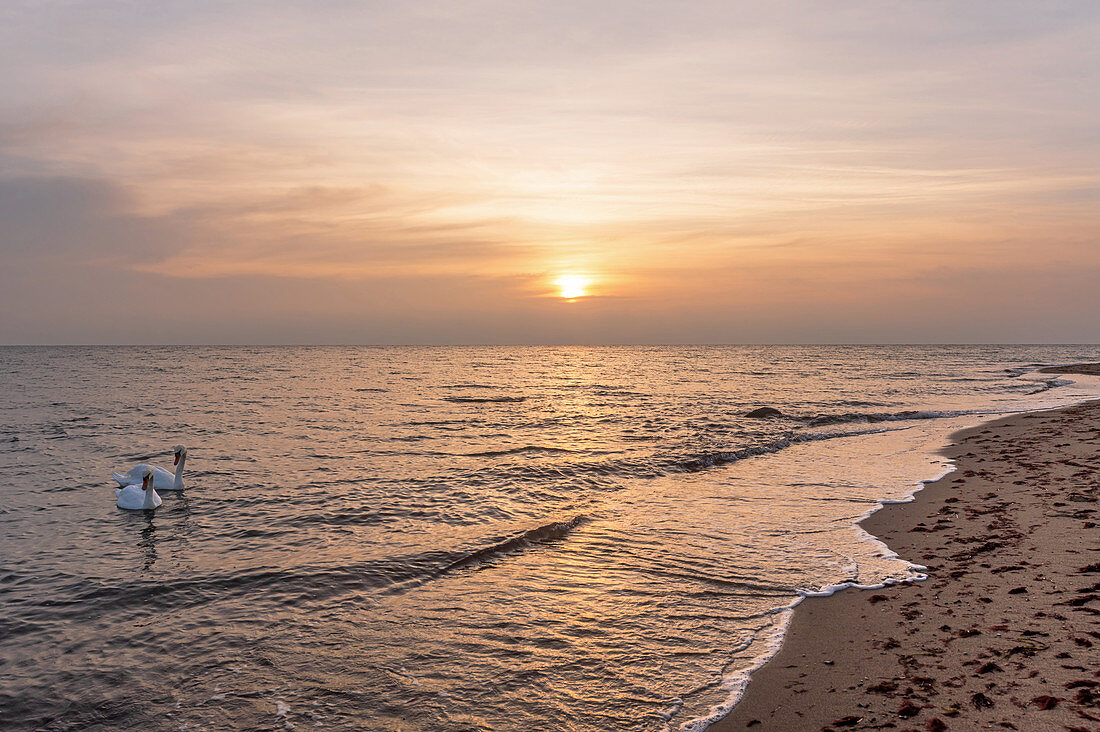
[555,274,590,299]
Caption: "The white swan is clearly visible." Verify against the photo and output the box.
[112,445,188,491]
[115,467,162,510]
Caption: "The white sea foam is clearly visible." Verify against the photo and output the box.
[673,608,796,732]
[676,367,1100,732]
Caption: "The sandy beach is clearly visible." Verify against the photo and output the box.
[712,368,1100,731]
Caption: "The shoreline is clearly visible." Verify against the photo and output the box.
[708,368,1100,731]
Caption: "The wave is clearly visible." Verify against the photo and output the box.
[799,409,964,427]
[3,561,445,635]
[443,396,527,404]
[436,516,589,575]
[1004,363,1048,378]
[592,389,647,397]
[1027,378,1071,395]
[742,407,964,425]
[456,426,907,491]
[461,445,578,458]
[669,427,900,473]
[3,517,591,639]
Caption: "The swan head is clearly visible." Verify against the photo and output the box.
[141,466,154,490]
[173,445,187,465]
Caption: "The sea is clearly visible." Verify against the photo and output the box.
[2,345,1100,731]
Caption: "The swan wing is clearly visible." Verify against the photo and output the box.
[115,485,143,509]
[112,465,146,486]
[112,463,176,486]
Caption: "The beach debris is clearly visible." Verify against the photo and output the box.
[912,676,936,693]
[830,715,862,726]
[971,692,994,709]
[715,399,1100,731]
[898,701,921,717]
[1005,641,1046,657]
[1072,685,1098,706]
[867,681,898,694]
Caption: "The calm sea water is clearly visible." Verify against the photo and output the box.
[2,345,1100,731]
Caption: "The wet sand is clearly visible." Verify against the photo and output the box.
[711,377,1100,730]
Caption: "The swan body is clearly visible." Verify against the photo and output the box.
[112,445,187,491]
[115,467,161,510]
[112,464,175,488]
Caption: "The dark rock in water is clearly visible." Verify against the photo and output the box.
[745,407,784,418]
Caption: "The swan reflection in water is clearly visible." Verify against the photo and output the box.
[141,491,194,571]
[139,515,158,570]
[113,481,194,571]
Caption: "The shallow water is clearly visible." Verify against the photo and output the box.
[2,345,1099,731]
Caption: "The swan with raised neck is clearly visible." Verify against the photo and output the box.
[111,445,188,491]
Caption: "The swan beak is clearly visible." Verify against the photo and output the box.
[142,476,149,491]
[174,453,180,466]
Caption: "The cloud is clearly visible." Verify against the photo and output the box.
[0,173,191,263]
[1,1,1099,342]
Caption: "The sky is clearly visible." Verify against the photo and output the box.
[1,0,1098,344]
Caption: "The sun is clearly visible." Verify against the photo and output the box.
[555,274,589,299]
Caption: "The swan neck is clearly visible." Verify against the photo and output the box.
[174,454,186,488]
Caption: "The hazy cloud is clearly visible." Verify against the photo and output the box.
[1,1,1098,342]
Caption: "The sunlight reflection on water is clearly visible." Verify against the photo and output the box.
[2,345,1100,730]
